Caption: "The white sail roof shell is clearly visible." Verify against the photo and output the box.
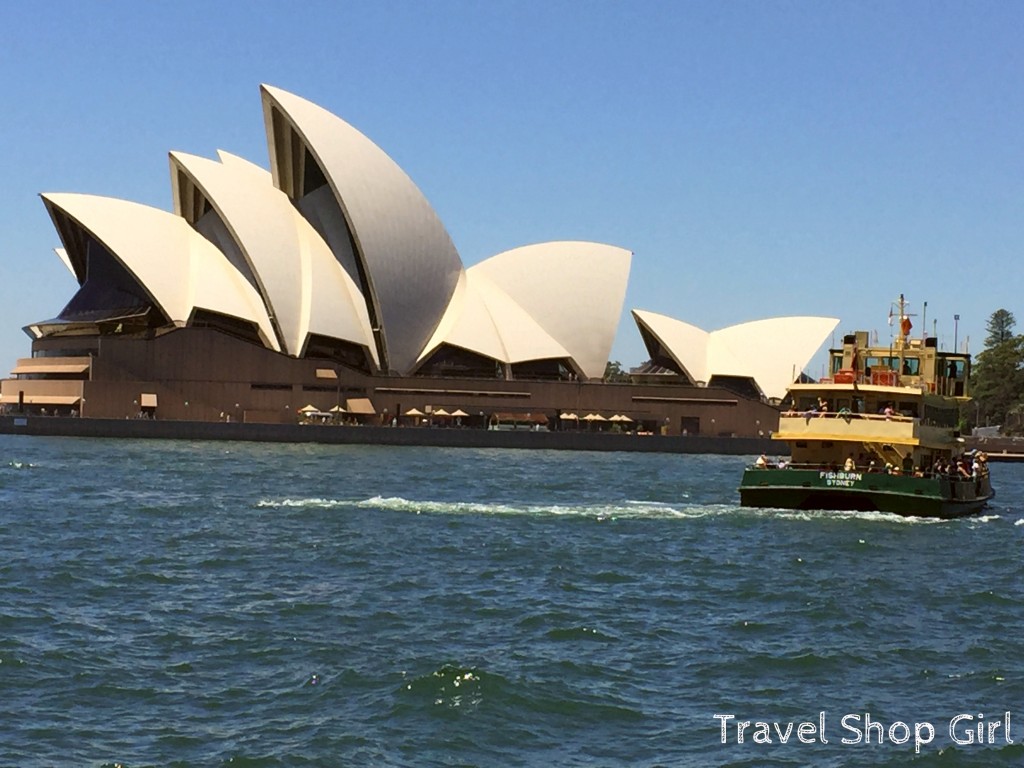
[261,85,462,374]
[417,269,571,368]
[54,248,76,279]
[41,192,279,350]
[169,150,377,364]
[631,311,712,384]
[470,241,632,380]
[632,310,839,400]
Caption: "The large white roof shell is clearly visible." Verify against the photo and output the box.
[169,150,377,365]
[261,85,462,374]
[471,241,632,380]
[632,310,839,400]
[41,193,279,350]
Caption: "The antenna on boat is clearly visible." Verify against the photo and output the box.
[897,294,907,379]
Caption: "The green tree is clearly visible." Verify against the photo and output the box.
[604,360,629,382]
[971,309,1024,432]
[984,308,1016,347]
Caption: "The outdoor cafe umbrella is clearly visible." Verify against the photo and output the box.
[404,407,425,417]
[329,405,346,413]
[432,408,451,417]
[559,412,579,420]
[450,408,469,417]
[298,404,319,414]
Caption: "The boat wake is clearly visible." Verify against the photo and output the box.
[256,496,1009,525]
[752,507,1010,526]
[760,508,949,525]
[257,496,719,520]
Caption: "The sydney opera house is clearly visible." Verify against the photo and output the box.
[0,85,837,435]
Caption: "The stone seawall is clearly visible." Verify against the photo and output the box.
[0,416,776,456]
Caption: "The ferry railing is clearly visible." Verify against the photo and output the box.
[780,411,914,422]
[748,463,987,482]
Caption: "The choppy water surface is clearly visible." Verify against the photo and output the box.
[1,435,1023,767]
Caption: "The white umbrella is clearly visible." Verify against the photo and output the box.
[404,408,425,416]
[433,408,451,417]
[451,408,469,417]
[298,404,319,414]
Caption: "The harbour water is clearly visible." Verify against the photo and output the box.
[2,435,1023,767]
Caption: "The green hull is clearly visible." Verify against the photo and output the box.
[738,468,993,519]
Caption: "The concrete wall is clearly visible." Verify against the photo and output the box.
[0,415,777,455]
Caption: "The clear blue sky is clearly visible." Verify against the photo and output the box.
[2,1,1022,376]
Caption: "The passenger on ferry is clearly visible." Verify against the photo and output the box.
[755,454,768,469]
[844,455,856,471]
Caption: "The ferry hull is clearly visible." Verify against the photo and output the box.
[738,468,993,519]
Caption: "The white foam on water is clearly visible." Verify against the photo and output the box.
[751,508,950,525]
[257,495,712,520]
[256,496,1003,525]
[970,514,1002,524]
[256,497,350,509]
[356,495,703,519]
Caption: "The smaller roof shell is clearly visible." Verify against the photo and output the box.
[471,241,632,380]
[632,310,839,400]
[41,192,279,350]
[416,269,571,370]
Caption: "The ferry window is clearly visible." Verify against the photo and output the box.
[946,359,966,379]
[900,358,920,375]
[831,355,843,373]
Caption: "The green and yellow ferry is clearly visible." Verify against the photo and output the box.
[739,298,993,518]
